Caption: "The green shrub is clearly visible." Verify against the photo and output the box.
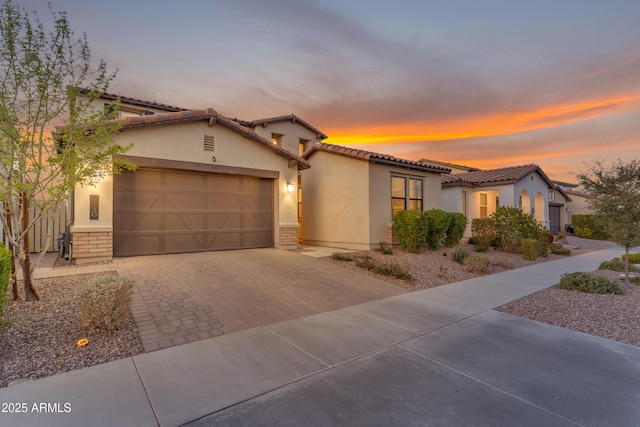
[550,244,571,256]
[450,246,469,264]
[471,218,495,252]
[77,274,134,332]
[571,214,610,240]
[378,241,394,255]
[444,212,467,247]
[0,246,13,330]
[622,253,640,264]
[492,207,543,253]
[355,255,413,281]
[556,231,567,242]
[598,258,640,272]
[394,210,429,253]
[558,272,621,294]
[465,256,489,273]
[424,209,450,250]
[629,277,640,285]
[521,238,539,261]
[331,252,354,261]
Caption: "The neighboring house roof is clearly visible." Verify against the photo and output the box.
[418,158,481,172]
[303,143,451,174]
[551,179,579,188]
[240,114,328,140]
[442,164,555,188]
[59,109,310,169]
[78,87,188,112]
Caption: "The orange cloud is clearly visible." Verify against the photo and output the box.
[324,93,640,146]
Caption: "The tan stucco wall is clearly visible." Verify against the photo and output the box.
[72,120,299,258]
[566,192,591,218]
[301,153,444,250]
[252,121,321,155]
[301,151,371,249]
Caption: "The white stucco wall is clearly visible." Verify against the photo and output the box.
[513,172,550,227]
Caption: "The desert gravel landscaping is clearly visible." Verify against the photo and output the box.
[1,240,638,388]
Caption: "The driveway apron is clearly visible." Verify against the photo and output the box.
[112,248,406,352]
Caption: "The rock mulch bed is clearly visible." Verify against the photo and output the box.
[1,271,143,388]
[498,270,640,347]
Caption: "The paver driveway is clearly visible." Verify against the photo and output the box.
[113,248,406,352]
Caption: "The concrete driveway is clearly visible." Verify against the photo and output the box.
[113,248,406,352]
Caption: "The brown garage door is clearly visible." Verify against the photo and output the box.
[113,168,274,256]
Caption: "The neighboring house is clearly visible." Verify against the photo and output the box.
[300,143,450,250]
[69,107,318,263]
[85,89,188,117]
[547,184,572,233]
[438,164,556,237]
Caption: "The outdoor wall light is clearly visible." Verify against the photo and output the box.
[286,182,295,193]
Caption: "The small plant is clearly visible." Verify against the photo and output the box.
[77,274,134,332]
[379,241,394,255]
[354,255,412,281]
[331,252,354,261]
[599,258,640,272]
[465,256,489,273]
[558,272,622,294]
[629,276,640,285]
[622,253,640,264]
[550,244,571,256]
[521,238,539,261]
[450,246,469,264]
[393,210,429,253]
[556,231,567,243]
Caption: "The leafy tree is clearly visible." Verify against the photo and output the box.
[0,0,132,301]
[578,159,640,286]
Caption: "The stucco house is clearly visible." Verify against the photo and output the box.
[428,164,556,237]
[300,144,450,250]
[69,101,324,263]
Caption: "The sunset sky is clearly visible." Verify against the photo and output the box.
[23,0,640,182]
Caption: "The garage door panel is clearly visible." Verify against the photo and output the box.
[115,213,164,232]
[114,168,274,256]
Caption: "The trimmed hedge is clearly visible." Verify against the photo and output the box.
[424,209,450,250]
[394,210,429,253]
[445,212,467,247]
[521,238,539,261]
[471,218,495,252]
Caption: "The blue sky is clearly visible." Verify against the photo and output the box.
[22,0,640,181]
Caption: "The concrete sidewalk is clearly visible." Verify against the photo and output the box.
[2,246,640,426]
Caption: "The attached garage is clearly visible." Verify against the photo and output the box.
[70,109,312,264]
[113,168,274,256]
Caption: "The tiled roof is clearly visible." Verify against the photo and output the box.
[78,88,188,112]
[303,143,451,173]
[244,114,328,140]
[442,164,554,188]
[418,158,481,172]
[73,109,310,169]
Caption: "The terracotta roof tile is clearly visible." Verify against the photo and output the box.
[77,87,188,112]
[418,158,481,172]
[442,164,554,188]
[242,114,328,140]
[303,143,450,174]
